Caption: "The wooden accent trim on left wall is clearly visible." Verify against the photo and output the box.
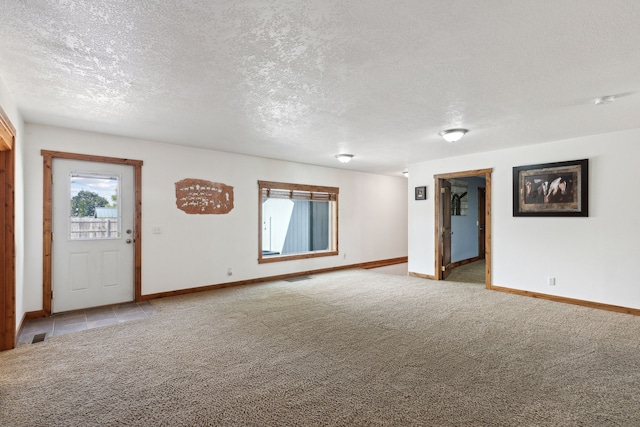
[0,106,16,150]
[42,154,53,315]
[41,151,143,316]
[0,105,16,351]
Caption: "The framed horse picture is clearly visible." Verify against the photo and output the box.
[513,159,588,217]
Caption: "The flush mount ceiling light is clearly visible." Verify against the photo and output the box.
[335,154,354,163]
[594,95,616,105]
[439,128,468,143]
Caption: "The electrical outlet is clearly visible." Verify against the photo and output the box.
[151,226,162,234]
[227,268,233,276]
[547,277,556,286]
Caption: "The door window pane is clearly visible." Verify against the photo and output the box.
[69,173,121,240]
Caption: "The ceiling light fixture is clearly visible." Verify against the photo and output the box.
[594,95,616,105]
[439,128,468,143]
[402,171,409,177]
[335,154,354,163]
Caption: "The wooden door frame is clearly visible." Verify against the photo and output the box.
[41,151,143,316]
[439,179,452,280]
[434,168,492,288]
[478,187,486,259]
[0,106,16,351]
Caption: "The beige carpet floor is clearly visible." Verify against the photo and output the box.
[2,269,640,426]
[446,260,486,284]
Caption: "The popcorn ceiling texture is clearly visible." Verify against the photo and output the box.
[1,1,640,174]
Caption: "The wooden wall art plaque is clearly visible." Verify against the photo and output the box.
[175,178,234,214]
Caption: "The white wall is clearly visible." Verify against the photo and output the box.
[22,124,408,311]
[0,76,25,332]
[408,128,640,309]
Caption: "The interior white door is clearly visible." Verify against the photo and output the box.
[52,159,135,313]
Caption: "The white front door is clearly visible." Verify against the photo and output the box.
[52,159,135,313]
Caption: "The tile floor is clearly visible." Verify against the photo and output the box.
[17,301,156,345]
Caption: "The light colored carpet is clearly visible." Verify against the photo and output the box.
[446,260,486,284]
[366,262,408,276]
[2,270,640,426]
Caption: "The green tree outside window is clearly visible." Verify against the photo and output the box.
[71,190,109,217]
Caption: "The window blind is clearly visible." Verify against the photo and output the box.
[259,181,339,201]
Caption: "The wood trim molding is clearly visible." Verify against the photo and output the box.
[450,256,482,270]
[0,105,16,151]
[258,180,340,194]
[41,150,143,315]
[490,285,640,317]
[434,168,492,180]
[258,250,340,264]
[25,310,48,320]
[485,173,492,287]
[40,150,143,166]
[409,272,437,280]
[42,154,53,314]
[134,164,142,302]
[434,176,442,280]
[141,257,408,301]
[406,275,640,316]
[0,106,16,351]
[360,256,407,269]
[0,123,13,151]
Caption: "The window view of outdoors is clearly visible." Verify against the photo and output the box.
[69,173,120,240]
[258,180,338,263]
[262,199,331,257]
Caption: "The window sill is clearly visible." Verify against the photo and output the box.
[258,250,339,264]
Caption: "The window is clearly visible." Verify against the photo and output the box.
[258,181,339,263]
[69,172,121,240]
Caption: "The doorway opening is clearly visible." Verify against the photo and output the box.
[434,169,492,288]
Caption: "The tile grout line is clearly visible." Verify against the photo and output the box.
[21,302,156,343]
[52,311,88,337]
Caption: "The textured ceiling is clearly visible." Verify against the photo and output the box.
[1,0,639,175]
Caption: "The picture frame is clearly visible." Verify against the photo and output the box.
[513,159,588,217]
[415,186,427,200]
